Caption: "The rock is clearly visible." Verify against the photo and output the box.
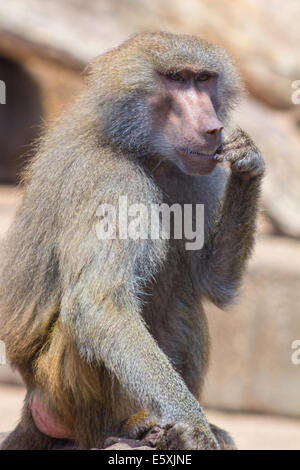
[0,432,153,450]
[0,365,23,386]
[0,0,163,67]
[103,437,153,450]
[167,0,300,110]
[203,235,300,417]
[0,186,22,238]
[0,433,7,447]
[1,0,299,112]
[231,98,300,238]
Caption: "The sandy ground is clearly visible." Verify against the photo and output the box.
[0,384,299,450]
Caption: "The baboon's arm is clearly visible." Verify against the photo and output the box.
[199,129,265,308]
[61,278,217,446]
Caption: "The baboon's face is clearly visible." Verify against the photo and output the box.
[148,69,223,175]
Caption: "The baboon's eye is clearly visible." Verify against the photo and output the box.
[166,72,183,81]
[196,72,211,82]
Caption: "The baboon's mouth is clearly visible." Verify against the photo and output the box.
[178,148,215,159]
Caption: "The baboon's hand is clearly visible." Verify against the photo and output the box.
[215,128,265,180]
[119,412,220,450]
[152,422,220,450]
[143,421,236,450]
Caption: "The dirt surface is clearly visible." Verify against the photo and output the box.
[0,384,299,450]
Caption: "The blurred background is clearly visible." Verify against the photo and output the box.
[0,0,300,450]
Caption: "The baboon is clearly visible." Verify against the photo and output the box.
[0,32,264,450]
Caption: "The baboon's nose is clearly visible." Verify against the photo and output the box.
[203,121,224,151]
[205,124,224,136]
